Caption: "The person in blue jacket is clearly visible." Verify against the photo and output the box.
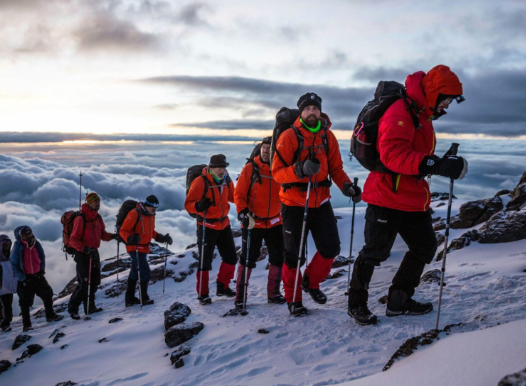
[11,226,63,331]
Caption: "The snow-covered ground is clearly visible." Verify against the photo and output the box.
[1,199,526,386]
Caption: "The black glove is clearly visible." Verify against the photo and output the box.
[343,181,362,203]
[83,246,98,259]
[295,158,321,179]
[155,233,173,245]
[237,208,249,222]
[195,197,212,213]
[127,234,141,245]
[110,233,118,240]
[419,155,468,180]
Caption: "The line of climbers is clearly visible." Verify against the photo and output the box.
[0,65,469,332]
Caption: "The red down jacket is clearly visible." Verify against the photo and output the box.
[362,66,463,212]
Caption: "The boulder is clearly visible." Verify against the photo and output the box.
[498,366,526,386]
[53,332,66,344]
[496,189,511,196]
[420,269,444,285]
[150,266,174,284]
[16,344,43,361]
[12,334,31,350]
[332,255,352,268]
[435,232,445,247]
[33,302,67,318]
[56,382,77,386]
[0,360,11,375]
[165,322,204,348]
[170,344,191,367]
[109,318,123,324]
[164,302,192,331]
[478,211,526,244]
[450,196,503,229]
[437,229,480,261]
[507,172,526,211]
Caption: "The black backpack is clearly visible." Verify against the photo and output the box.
[241,141,264,195]
[186,165,210,219]
[350,80,419,173]
[115,200,141,243]
[270,107,329,170]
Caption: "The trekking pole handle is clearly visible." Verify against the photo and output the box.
[450,143,459,156]
[353,177,358,187]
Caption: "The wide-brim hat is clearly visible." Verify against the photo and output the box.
[209,154,229,168]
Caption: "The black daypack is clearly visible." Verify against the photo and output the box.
[242,141,263,195]
[186,164,210,219]
[115,200,141,243]
[270,107,329,170]
[350,81,420,173]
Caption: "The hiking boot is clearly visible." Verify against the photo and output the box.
[23,325,34,332]
[217,282,236,298]
[1,325,12,332]
[125,297,141,307]
[198,294,212,305]
[268,294,286,304]
[69,313,81,320]
[348,305,378,325]
[301,275,327,304]
[287,302,308,317]
[386,290,433,316]
[234,300,244,309]
[141,298,155,306]
[47,314,64,323]
[89,306,103,314]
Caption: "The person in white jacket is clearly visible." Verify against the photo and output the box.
[0,234,16,332]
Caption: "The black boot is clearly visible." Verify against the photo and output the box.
[287,302,308,317]
[197,294,212,305]
[125,279,140,307]
[140,282,154,306]
[348,304,378,325]
[301,274,327,304]
[386,290,433,316]
[268,294,286,304]
[217,282,236,298]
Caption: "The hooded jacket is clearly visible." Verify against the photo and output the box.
[235,155,282,229]
[362,66,463,212]
[119,203,158,254]
[185,168,235,230]
[69,203,113,252]
[0,235,17,295]
[10,226,46,282]
[272,113,352,208]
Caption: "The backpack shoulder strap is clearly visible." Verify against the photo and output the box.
[401,93,421,129]
[200,175,214,206]
[132,208,141,231]
[247,160,261,195]
[290,125,304,164]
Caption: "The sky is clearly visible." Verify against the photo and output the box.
[0,0,526,141]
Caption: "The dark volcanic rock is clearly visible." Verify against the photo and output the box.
[496,189,511,196]
[56,382,77,386]
[17,344,43,361]
[498,366,526,386]
[478,211,526,243]
[507,172,526,211]
[150,266,174,284]
[57,277,79,299]
[257,246,268,262]
[431,192,456,202]
[34,302,68,318]
[53,332,66,344]
[164,302,192,331]
[61,344,68,350]
[173,268,195,283]
[325,269,346,280]
[170,344,191,367]
[109,318,123,324]
[101,258,130,278]
[231,228,243,238]
[436,202,445,207]
[99,337,109,343]
[0,360,11,375]
[433,221,446,231]
[420,269,444,285]
[104,280,128,298]
[332,255,352,268]
[437,229,480,261]
[435,232,445,247]
[258,329,270,334]
[165,322,204,348]
[450,196,503,229]
[383,330,438,371]
[12,334,32,350]
[378,295,388,304]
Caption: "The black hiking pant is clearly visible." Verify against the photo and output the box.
[282,201,341,268]
[196,225,237,271]
[349,204,437,307]
[17,274,54,328]
[240,225,284,268]
[68,251,102,314]
[0,294,13,328]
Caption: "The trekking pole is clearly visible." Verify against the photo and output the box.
[136,243,143,309]
[242,229,252,312]
[79,169,82,211]
[305,239,309,266]
[198,211,207,298]
[435,143,459,331]
[291,176,312,311]
[346,177,359,296]
[116,241,120,282]
[162,242,168,294]
[85,256,92,320]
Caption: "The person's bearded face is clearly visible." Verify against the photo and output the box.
[300,105,321,127]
